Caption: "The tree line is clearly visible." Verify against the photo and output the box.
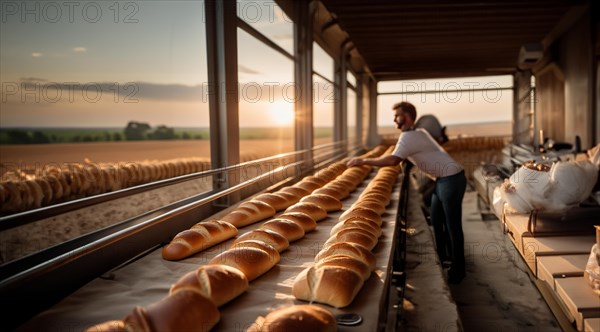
[1,122,205,144]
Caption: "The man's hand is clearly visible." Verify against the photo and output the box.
[347,158,364,167]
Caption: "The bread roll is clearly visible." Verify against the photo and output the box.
[276,212,317,232]
[169,264,248,307]
[278,186,310,198]
[292,265,364,308]
[311,187,348,200]
[300,194,342,212]
[209,246,280,281]
[324,227,378,250]
[323,182,352,195]
[316,254,372,280]
[232,229,289,252]
[316,242,376,270]
[339,207,382,225]
[260,219,305,242]
[247,305,337,332]
[330,219,381,238]
[285,202,328,222]
[162,220,238,261]
[123,290,219,332]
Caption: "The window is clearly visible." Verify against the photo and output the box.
[312,43,334,144]
[237,28,295,157]
[0,0,211,262]
[377,75,513,138]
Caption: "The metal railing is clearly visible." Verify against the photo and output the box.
[0,141,350,330]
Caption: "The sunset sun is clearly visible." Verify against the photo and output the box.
[269,100,294,126]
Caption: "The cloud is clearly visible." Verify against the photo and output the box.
[238,65,260,75]
[31,52,43,58]
[73,47,87,53]
[20,77,48,83]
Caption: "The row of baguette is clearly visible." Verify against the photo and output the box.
[293,146,401,308]
[0,158,211,214]
[86,145,389,331]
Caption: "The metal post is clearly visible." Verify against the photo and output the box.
[206,0,240,205]
[294,0,315,173]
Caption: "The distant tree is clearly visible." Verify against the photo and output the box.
[104,132,111,141]
[72,135,82,142]
[82,135,93,142]
[113,132,122,141]
[182,132,191,140]
[150,125,176,140]
[6,130,31,144]
[124,121,151,140]
[31,131,50,144]
[193,134,203,140]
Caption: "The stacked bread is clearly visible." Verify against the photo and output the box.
[86,264,248,332]
[292,163,401,308]
[161,161,350,261]
[246,304,337,332]
[0,158,212,214]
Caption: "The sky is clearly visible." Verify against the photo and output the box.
[0,0,512,130]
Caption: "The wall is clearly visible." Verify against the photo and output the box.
[558,11,594,148]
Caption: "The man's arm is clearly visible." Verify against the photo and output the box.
[347,154,402,167]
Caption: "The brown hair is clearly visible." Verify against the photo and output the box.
[392,101,417,121]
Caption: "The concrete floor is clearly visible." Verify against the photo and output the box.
[399,183,562,331]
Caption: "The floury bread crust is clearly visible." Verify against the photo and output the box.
[169,265,249,307]
[246,305,337,332]
[161,220,238,261]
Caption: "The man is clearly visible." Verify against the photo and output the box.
[347,101,467,283]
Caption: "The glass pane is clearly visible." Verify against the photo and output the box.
[347,71,357,88]
[0,0,211,260]
[313,75,334,144]
[347,88,357,144]
[377,77,513,138]
[313,42,334,81]
[237,28,295,158]
[378,75,513,94]
[236,0,293,55]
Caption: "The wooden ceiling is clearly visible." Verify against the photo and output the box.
[319,0,589,80]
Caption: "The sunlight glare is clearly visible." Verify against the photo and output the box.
[269,100,294,126]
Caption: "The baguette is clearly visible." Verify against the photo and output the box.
[221,200,276,228]
[315,242,376,270]
[246,305,337,332]
[123,290,220,332]
[253,193,292,211]
[260,219,305,242]
[276,212,317,232]
[339,207,382,225]
[315,254,372,280]
[292,265,364,308]
[232,229,289,252]
[230,240,280,259]
[278,186,310,198]
[311,187,348,200]
[169,264,248,307]
[330,219,381,238]
[162,220,238,261]
[324,227,378,250]
[293,180,321,193]
[86,320,126,332]
[350,200,386,215]
[209,246,280,281]
[300,194,342,212]
[285,202,328,222]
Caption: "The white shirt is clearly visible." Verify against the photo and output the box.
[391,128,463,180]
